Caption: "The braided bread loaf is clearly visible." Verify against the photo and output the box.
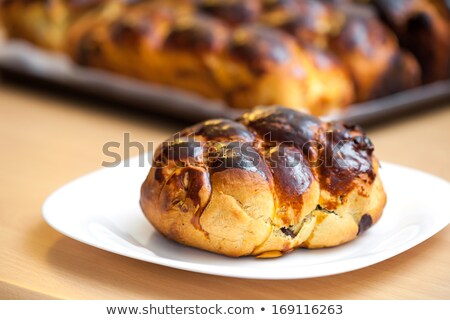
[64,0,354,115]
[0,0,425,115]
[140,106,386,257]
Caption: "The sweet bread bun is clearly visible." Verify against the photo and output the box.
[140,106,387,257]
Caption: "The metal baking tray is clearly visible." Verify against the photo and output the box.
[1,40,449,124]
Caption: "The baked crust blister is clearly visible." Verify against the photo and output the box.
[140,106,387,257]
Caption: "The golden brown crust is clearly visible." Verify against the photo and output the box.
[140,106,387,257]
[0,0,123,50]
[0,0,70,50]
[260,0,344,48]
[197,0,261,26]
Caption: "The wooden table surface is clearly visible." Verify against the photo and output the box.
[0,78,449,300]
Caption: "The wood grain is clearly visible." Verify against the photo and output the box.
[0,81,449,299]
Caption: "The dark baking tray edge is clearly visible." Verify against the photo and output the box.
[0,41,449,125]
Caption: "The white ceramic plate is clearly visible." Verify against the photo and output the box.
[42,159,450,279]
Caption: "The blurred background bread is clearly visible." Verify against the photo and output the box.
[371,0,450,83]
[0,0,124,50]
[0,0,448,115]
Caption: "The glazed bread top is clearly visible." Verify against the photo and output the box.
[151,106,376,220]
